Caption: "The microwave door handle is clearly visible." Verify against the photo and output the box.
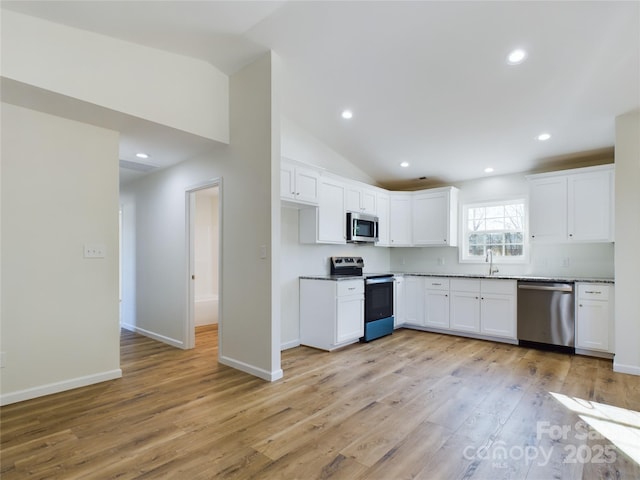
[353,219,358,237]
[375,220,379,240]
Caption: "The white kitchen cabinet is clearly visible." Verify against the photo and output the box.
[449,278,516,339]
[424,278,450,329]
[389,193,412,246]
[403,276,424,325]
[280,161,320,206]
[412,187,459,246]
[568,170,614,242]
[528,165,614,243]
[346,183,377,214]
[300,278,364,351]
[299,176,346,244]
[576,283,614,354]
[479,280,517,339]
[450,279,481,333]
[529,175,567,243]
[376,193,391,246]
[393,275,405,327]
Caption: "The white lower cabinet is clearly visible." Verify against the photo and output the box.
[576,283,614,354]
[424,278,450,329]
[393,275,405,327]
[404,276,424,325]
[479,280,517,339]
[450,280,481,333]
[408,277,516,341]
[300,279,364,351]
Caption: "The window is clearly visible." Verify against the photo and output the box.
[461,199,527,263]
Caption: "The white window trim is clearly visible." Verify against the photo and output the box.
[459,197,530,264]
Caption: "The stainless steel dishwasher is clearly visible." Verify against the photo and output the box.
[517,281,575,353]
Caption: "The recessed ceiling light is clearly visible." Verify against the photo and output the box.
[537,133,551,141]
[136,152,150,159]
[400,161,410,168]
[484,167,494,173]
[341,110,353,119]
[507,48,527,65]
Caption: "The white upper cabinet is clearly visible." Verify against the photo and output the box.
[528,165,614,243]
[346,183,377,214]
[376,192,391,246]
[281,160,320,206]
[299,175,346,244]
[389,193,413,246]
[412,187,459,246]
[568,169,614,242]
[529,175,568,243]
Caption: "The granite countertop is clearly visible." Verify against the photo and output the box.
[300,273,615,284]
[399,273,615,284]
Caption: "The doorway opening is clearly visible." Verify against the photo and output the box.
[186,180,221,350]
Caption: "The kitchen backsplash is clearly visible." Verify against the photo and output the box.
[390,242,614,278]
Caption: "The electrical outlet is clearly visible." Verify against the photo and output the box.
[437,257,445,266]
[0,352,5,368]
[561,257,570,268]
[84,244,106,258]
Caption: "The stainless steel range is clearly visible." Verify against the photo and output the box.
[330,256,395,342]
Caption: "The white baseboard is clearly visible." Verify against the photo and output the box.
[219,355,283,382]
[281,339,301,351]
[0,369,122,406]
[613,361,640,376]
[121,323,184,349]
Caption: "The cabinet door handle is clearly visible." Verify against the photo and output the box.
[585,291,601,294]
[348,287,356,291]
[579,304,583,307]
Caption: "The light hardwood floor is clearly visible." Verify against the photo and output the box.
[2,326,639,479]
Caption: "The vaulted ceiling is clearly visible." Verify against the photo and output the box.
[3,1,639,188]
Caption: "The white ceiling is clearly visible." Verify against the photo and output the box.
[3,1,639,187]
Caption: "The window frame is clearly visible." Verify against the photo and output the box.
[459,197,529,264]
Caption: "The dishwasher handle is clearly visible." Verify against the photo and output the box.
[518,284,573,292]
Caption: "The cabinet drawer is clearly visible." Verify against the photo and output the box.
[450,278,480,293]
[481,279,516,295]
[424,278,450,290]
[578,284,610,300]
[337,280,364,296]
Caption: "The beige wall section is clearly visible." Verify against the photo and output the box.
[1,10,229,143]
[120,53,281,381]
[0,103,121,405]
[614,110,640,376]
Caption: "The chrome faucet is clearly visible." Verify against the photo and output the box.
[486,249,499,275]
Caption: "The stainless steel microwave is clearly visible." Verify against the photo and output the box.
[346,212,379,243]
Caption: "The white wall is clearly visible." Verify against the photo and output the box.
[614,110,640,375]
[0,103,121,405]
[389,172,615,278]
[282,117,377,185]
[1,10,229,143]
[120,53,281,381]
